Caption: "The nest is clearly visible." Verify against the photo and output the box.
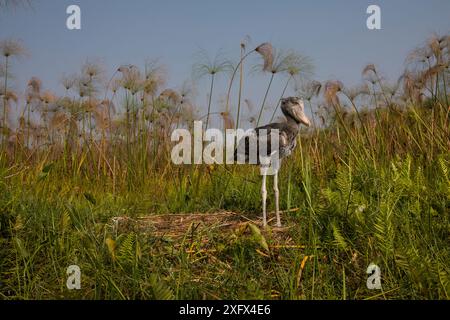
[111,211,240,237]
[109,209,299,245]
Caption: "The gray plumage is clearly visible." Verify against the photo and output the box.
[235,96,310,164]
[234,96,311,227]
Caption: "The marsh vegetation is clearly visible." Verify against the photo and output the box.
[0,33,449,299]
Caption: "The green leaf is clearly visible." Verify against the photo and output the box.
[42,163,54,173]
[105,237,116,261]
[248,223,269,252]
[150,274,174,300]
[332,222,348,251]
[14,237,29,259]
[84,192,96,205]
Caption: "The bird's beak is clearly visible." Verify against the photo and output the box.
[298,112,311,127]
[291,107,310,127]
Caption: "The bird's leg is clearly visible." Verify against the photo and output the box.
[274,172,281,227]
[261,172,267,227]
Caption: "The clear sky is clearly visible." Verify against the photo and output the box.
[1,0,449,124]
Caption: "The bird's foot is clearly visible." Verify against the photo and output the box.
[276,218,282,228]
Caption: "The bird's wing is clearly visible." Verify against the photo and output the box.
[234,123,287,164]
[255,123,289,153]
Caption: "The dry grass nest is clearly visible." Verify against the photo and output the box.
[109,209,302,248]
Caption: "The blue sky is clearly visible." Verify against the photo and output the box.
[1,0,449,124]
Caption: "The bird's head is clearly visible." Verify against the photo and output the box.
[280,97,310,127]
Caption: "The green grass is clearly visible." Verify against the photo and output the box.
[1,104,449,300]
[1,33,449,299]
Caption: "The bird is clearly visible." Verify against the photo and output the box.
[234,97,311,227]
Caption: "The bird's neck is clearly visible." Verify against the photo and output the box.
[285,116,300,131]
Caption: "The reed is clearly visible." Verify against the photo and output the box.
[0,33,449,300]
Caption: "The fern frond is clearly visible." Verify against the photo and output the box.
[332,222,348,251]
[374,204,395,256]
[438,157,448,179]
[118,232,136,265]
[336,166,352,196]
[150,274,174,300]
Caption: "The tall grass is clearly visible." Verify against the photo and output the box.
[0,34,449,300]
